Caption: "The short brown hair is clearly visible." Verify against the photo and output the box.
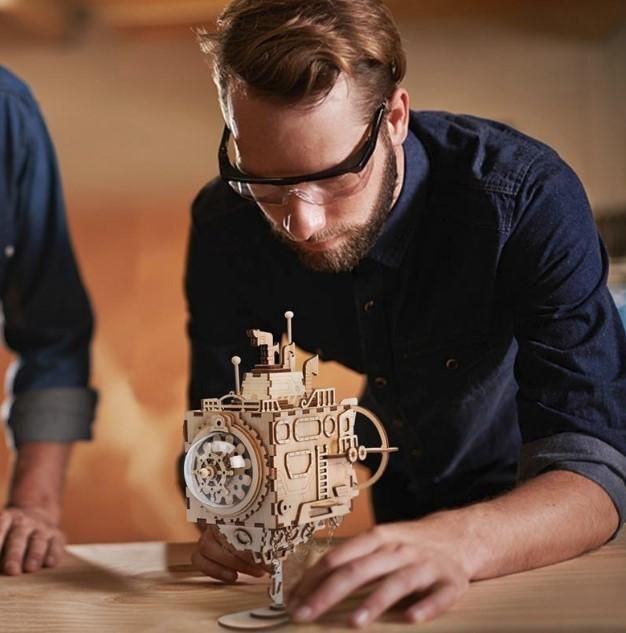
[198,0,406,119]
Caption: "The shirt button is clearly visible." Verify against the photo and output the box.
[392,418,404,431]
[445,358,459,370]
[374,376,387,388]
[411,448,423,458]
[363,299,375,312]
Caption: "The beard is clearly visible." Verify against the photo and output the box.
[268,138,398,273]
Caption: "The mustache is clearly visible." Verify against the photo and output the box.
[303,223,356,243]
[271,219,354,245]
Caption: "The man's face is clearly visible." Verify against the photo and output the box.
[225,78,403,272]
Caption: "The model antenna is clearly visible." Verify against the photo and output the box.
[285,310,294,344]
[231,355,241,395]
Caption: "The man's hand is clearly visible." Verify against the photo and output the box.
[288,520,471,626]
[0,506,65,575]
[288,471,619,626]
[192,524,269,583]
[2,442,73,575]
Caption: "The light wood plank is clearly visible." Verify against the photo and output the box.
[1,531,625,632]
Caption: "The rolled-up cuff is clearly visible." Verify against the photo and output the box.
[6,387,98,446]
[519,432,626,537]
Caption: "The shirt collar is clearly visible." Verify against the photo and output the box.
[367,129,429,268]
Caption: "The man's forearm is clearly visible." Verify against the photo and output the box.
[8,442,73,523]
[439,470,619,580]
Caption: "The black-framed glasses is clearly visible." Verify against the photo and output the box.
[218,103,387,206]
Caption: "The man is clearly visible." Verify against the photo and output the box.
[185,0,626,625]
[0,67,97,575]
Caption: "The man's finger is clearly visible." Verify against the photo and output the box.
[24,531,50,573]
[349,563,440,626]
[289,531,383,611]
[198,532,266,577]
[44,535,65,568]
[0,512,14,548]
[191,548,238,583]
[317,529,384,571]
[2,525,33,575]
[290,547,419,622]
[205,527,266,570]
[405,579,465,623]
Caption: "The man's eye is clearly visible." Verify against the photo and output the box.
[316,173,358,191]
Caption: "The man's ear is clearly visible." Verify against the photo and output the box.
[386,87,409,147]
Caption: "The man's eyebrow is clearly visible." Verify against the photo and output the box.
[233,123,371,180]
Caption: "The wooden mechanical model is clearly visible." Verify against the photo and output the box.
[183,311,397,628]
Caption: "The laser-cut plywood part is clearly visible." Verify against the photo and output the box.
[183,311,398,629]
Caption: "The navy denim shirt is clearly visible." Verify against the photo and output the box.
[0,67,96,446]
[186,110,626,526]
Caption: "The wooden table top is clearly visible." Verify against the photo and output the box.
[1,530,625,632]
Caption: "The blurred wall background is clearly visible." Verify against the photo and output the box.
[0,0,625,544]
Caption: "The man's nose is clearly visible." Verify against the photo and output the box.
[282,194,326,242]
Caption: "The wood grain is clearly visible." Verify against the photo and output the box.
[1,531,625,632]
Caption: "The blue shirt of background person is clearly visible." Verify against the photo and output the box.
[0,66,96,575]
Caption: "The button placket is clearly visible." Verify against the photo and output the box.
[374,376,387,389]
[353,263,393,403]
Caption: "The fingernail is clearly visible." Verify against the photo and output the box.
[409,608,426,623]
[352,609,370,627]
[293,606,314,622]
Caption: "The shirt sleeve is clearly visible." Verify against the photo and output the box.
[500,154,626,529]
[0,82,97,447]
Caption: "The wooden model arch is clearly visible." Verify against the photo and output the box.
[349,405,396,490]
